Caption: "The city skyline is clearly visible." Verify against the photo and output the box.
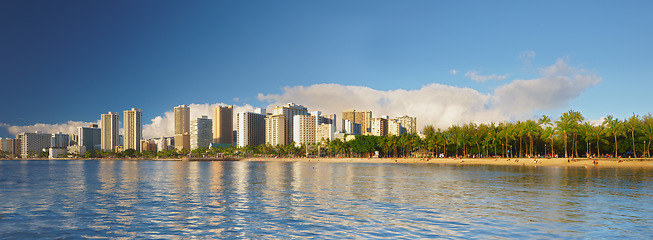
[2,1,652,139]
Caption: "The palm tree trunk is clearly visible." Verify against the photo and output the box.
[632,130,636,157]
[614,134,618,157]
[596,138,600,157]
[564,130,568,158]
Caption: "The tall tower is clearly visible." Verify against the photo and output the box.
[236,110,266,148]
[342,109,372,135]
[212,105,233,145]
[191,115,213,150]
[124,108,142,151]
[174,105,191,150]
[265,114,285,146]
[101,112,120,151]
[272,103,308,145]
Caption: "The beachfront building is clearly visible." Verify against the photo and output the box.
[212,105,233,145]
[0,138,21,157]
[272,103,308,145]
[174,105,191,150]
[190,115,212,150]
[236,109,266,147]
[315,123,335,143]
[154,137,174,151]
[51,132,70,148]
[141,139,157,153]
[293,115,316,147]
[101,112,120,151]
[371,117,388,136]
[124,108,143,152]
[342,109,372,135]
[388,119,404,136]
[78,124,101,151]
[396,115,417,134]
[265,114,285,146]
[343,119,362,135]
[18,131,51,158]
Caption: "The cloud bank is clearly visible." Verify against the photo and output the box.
[1,59,601,138]
[259,59,601,131]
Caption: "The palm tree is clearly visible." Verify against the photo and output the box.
[604,115,624,158]
[626,113,641,157]
[523,120,539,157]
[538,115,554,156]
[556,112,572,158]
[641,113,653,158]
[589,122,608,157]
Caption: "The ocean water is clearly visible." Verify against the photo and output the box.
[0,160,651,239]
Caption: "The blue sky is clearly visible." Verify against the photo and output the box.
[1,0,652,138]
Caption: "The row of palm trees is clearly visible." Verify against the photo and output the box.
[417,110,653,159]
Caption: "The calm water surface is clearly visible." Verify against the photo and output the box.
[0,160,652,239]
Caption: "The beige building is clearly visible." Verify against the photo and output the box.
[293,115,315,147]
[174,105,191,150]
[101,112,120,151]
[141,139,157,153]
[191,115,212,150]
[265,114,285,146]
[371,117,388,136]
[396,115,417,134]
[212,105,233,145]
[272,103,308,145]
[18,132,51,158]
[342,109,372,135]
[124,108,142,151]
[315,124,335,144]
[0,138,21,157]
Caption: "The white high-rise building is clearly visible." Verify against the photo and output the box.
[191,115,213,150]
[371,118,388,136]
[293,115,316,147]
[396,115,417,134]
[315,124,335,143]
[265,114,285,146]
[343,119,361,135]
[388,119,404,136]
[236,110,266,147]
[124,108,142,151]
[101,112,120,151]
[272,103,308,145]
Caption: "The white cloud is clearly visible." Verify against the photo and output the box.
[586,116,606,126]
[449,69,458,75]
[6,120,100,137]
[233,97,240,102]
[464,70,509,82]
[518,50,536,63]
[259,59,601,131]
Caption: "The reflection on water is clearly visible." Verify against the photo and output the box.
[0,160,652,239]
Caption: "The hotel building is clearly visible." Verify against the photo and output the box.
[236,109,266,147]
[342,109,372,135]
[174,105,191,150]
[101,112,120,151]
[293,115,316,147]
[212,105,233,145]
[265,114,285,146]
[124,108,143,152]
[272,103,308,145]
[191,115,213,150]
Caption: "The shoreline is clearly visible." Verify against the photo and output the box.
[3,157,653,168]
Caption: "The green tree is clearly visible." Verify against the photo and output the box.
[604,115,624,157]
[626,113,641,157]
[538,115,554,156]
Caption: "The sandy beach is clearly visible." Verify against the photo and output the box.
[244,156,653,168]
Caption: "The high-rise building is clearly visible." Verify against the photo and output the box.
[396,115,417,134]
[265,114,285,146]
[191,115,213,150]
[78,124,101,151]
[236,110,266,147]
[293,115,316,147]
[388,119,404,136]
[315,124,335,143]
[272,103,308,145]
[174,105,191,150]
[124,108,143,152]
[0,138,21,157]
[101,112,120,151]
[342,109,372,134]
[17,132,51,158]
[212,105,233,145]
[51,132,70,148]
[343,119,362,135]
[371,118,388,136]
